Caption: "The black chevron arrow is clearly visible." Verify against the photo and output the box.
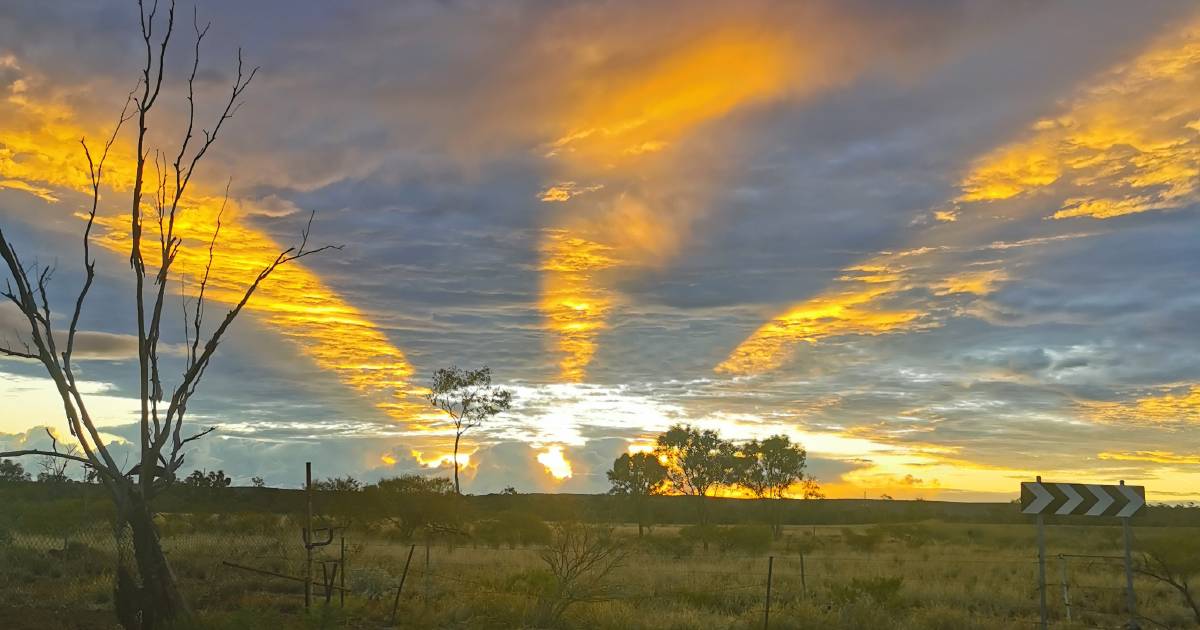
[1072,484,1098,515]
[1020,481,1145,517]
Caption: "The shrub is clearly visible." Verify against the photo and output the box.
[677,524,718,549]
[347,566,392,601]
[715,525,772,555]
[473,510,551,548]
[840,526,883,554]
[880,523,935,548]
[829,576,904,608]
[639,533,693,558]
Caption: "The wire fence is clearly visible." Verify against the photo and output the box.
[3,518,1193,629]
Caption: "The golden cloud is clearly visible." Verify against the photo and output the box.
[959,16,1200,219]
[1082,385,1200,426]
[0,65,424,426]
[720,14,1200,376]
[1098,450,1200,466]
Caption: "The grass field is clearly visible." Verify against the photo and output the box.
[3,512,1198,629]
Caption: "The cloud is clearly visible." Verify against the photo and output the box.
[959,15,1200,220]
[2,2,1200,502]
[0,52,426,430]
[0,302,141,360]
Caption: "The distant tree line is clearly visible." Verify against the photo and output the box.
[608,424,822,539]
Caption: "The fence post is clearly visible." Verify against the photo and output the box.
[763,555,774,630]
[389,543,416,626]
[304,461,312,612]
[1121,480,1138,627]
[424,539,431,604]
[799,551,807,598]
[339,534,346,608]
[1036,476,1048,630]
[1059,554,1071,622]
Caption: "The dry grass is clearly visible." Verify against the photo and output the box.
[2,520,1198,629]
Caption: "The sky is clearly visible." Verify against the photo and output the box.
[1,1,1200,501]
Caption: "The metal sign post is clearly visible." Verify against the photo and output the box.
[1036,508,1047,629]
[1021,477,1145,629]
[1121,482,1138,627]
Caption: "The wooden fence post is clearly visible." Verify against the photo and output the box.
[389,544,417,626]
[763,555,774,630]
[1059,554,1071,622]
[304,461,312,611]
[800,552,807,598]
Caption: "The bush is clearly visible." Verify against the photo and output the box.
[639,533,693,558]
[829,576,904,608]
[678,524,719,550]
[840,526,884,553]
[715,525,772,555]
[347,566,391,601]
[880,523,935,548]
[472,510,551,548]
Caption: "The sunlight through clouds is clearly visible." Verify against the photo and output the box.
[0,61,426,428]
[720,11,1200,377]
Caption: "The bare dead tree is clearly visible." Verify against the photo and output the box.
[531,523,628,627]
[0,2,336,627]
[1138,536,1200,625]
[36,428,80,483]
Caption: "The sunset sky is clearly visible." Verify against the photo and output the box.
[2,1,1200,501]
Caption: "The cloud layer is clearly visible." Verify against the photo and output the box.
[1,1,1199,500]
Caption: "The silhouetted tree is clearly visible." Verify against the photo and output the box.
[426,366,513,494]
[655,424,736,531]
[368,474,459,539]
[736,434,808,538]
[249,476,265,488]
[37,431,79,484]
[313,476,362,492]
[180,469,231,489]
[607,452,667,537]
[0,458,30,482]
[0,2,334,625]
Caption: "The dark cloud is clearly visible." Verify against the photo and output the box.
[2,1,1200,500]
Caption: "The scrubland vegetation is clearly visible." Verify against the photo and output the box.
[3,479,1200,629]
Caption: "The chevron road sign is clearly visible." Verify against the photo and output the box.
[1024,478,1146,629]
[1020,481,1145,517]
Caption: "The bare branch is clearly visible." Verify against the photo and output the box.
[0,449,93,468]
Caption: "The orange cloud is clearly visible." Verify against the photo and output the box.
[0,63,423,426]
[959,15,1200,219]
[720,14,1200,376]
[1099,450,1200,466]
[1082,385,1200,426]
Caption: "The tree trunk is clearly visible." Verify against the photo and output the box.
[113,486,189,630]
[635,495,646,538]
[452,432,462,495]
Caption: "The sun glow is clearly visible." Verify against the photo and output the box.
[412,449,472,470]
[539,30,793,381]
[536,445,573,480]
